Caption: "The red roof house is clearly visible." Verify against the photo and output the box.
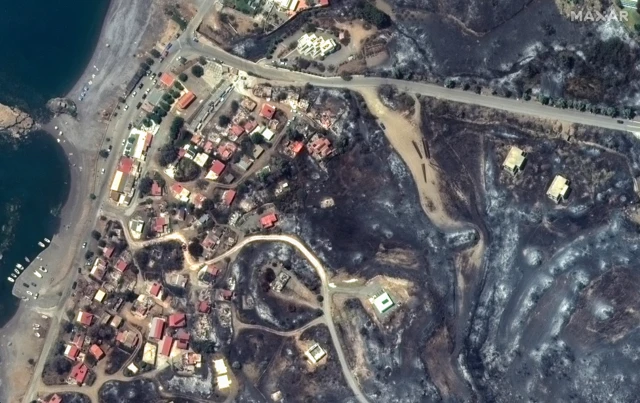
[154,217,167,233]
[319,0,329,5]
[229,124,245,137]
[290,141,304,155]
[151,181,163,196]
[150,317,165,340]
[170,183,185,196]
[115,259,129,273]
[76,311,94,326]
[159,336,174,356]
[198,300,211,313]
[103,245,115,259]
[209,160,226,177]
[159,73,175,87]
[260,213,278,229]
[119,157,134,175]
[65,344,79,360]
[178,91,196,109]
[260,103,276,119]
[176,329,190,349]
[223,190,236,206]
[204,140,214,154]
[222,290,234,300]
[168,313,186,328]
[244,120,258,133]
[48,394,63,403]
[89,344,105,360]
[72,334,85,348]
[149,282,162,298]
[69,362,89,385]
[217,142,237,161]
[193,193,206,209]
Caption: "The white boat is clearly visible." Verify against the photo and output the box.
[44,238,51,244]
[25,257,30,263]
[10,273,17,278]
[16,263,23,269]
[38,242,45,248]
[13,269,20,275]
[7,277,14,283]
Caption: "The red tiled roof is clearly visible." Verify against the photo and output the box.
[159,336,173,356]
[151,181,163,196]
[229,124,244,137]
[207,264,219,276]
[150,317,165,340]
[115,259,128,273]
[65,344,79,359]
[176,329,190,342]
[193,194,206,209]
[48,394,63,403]
[244,120,258,133]
[222,290,233,300]
[168,313,186,328]
[72,334,85,348]
[260,103,276,119]
[154,217,167,233]
[223,190,236,206]
[89,344,105,360]
[211,160,226,176]
[159,73,175,87]
[290,141,304,155]
[260,213,278,229]
[103,246,115,259]
[119,157,134,175]
[171,183,184,195]
[191,134,203,145]
[150,282,162,297]
[318,0,329,5]
[178,148,186,158]
[144,133,153,149]
[178,91,196,109]
[198,300,211,313]
[70,362,89,385]
[77,311,93,326]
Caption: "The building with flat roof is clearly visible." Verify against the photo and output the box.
[297,33,337,59]
[547,175,570,203]
[503,146,527,175]
[178,91,196,109]
[370,291,394,313]
[142,342,157,365]
[304,343,327,363]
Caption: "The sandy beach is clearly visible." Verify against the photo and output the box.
[0,0,155,401]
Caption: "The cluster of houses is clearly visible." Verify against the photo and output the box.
[502,146,571,203]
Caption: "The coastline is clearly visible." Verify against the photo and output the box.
[0,0,156,401]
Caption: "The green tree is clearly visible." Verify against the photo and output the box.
[179,73,188,82]
[218,115,231,127]
[191,65,204,77]
[174,81,184,91]
[158,144,179,167]
[145,57,154,66]
[150,49,161,58]
[169,117,185,141]
[175,158,201,182]
[138,176,154,196]
[99,149,109,158]
[198,55,207,65]
[250,132,264,144]
[91,230,101,240]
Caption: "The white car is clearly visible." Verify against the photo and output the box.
[124,104,129,110]
[26,291,33,296]
[101,168,105,175]
[82,242,87,249]
[33,293,39,299]
[132,91,137,96]
[38,266,47,273]
[33,271,42,278]
[145,88,150,94]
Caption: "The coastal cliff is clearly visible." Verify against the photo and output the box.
[0,103,35,137]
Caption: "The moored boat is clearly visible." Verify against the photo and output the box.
[38,242,45,248]
[44,238,51,244]
[7,277,14,283]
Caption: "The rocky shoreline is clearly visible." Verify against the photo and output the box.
[0,103,36,137]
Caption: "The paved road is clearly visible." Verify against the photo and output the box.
[198,234,369,403]
[170,14,640,134]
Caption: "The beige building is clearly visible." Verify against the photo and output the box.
[503,146,527,175]
[547,175,570,203]
[297,33,337,59]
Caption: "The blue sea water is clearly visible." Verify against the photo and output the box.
[0,0,111,327]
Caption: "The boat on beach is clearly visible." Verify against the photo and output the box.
[38,242,45,247]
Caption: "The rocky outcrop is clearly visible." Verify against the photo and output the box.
[47,97,77,117]
[0,103,35,137]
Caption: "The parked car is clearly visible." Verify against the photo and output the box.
[82,242,87,249]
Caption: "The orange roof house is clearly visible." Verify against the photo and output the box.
[90,344,105,360]
[290,141,304,156]
[260,103,276,119]
[229,124,245,137]
[178,91,196,109]
[48,394,63,403]
[198,300,211,313]
[260,213,278,229]
[150,317,165,340]
[149,282,162,298]
[65,344,80,360]
[76,311,94,326]
[115,259,129,273]
[159,73,175,87]
[223,190,236,206]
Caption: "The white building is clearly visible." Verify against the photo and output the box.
[297,33,337,59]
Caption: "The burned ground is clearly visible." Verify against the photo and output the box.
[228,329,285,383]
[230,243,323,331]
[98,379,163,403]
[258,324,356,402]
